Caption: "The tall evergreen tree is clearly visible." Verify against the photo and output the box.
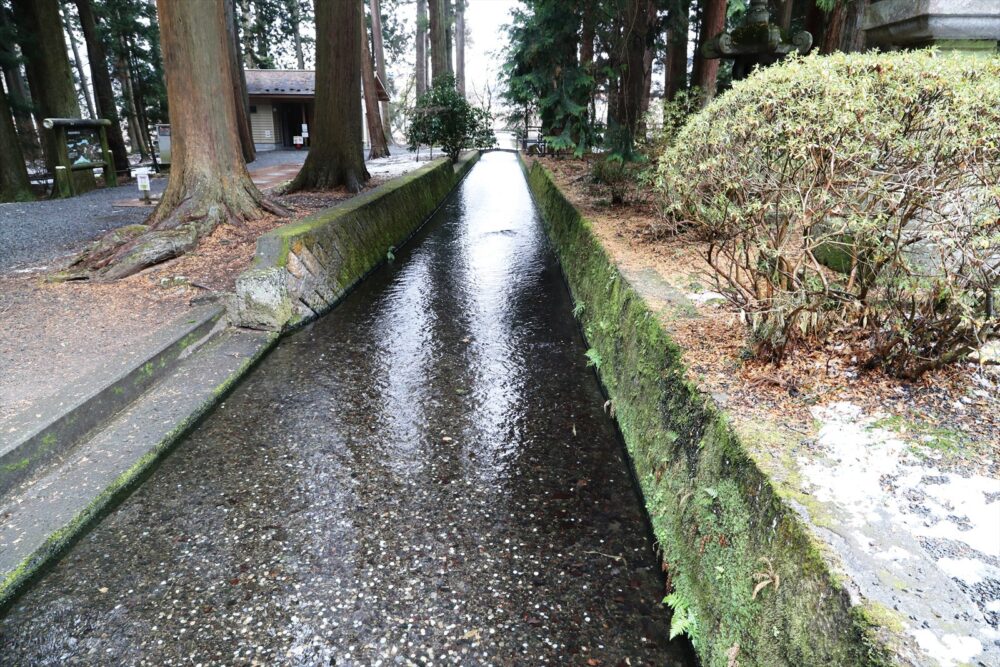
[0,2,37,158]
[428,0,448,85]
[73,0,130,175]
[11,0,94,190]
[61,2,97,119]
[454,0,465,96]
[0,84,33,201]
[664,0,689,101]
[225,0,256,162]
[415,0,427,96]
[288,0,368,192]
[70,0,285,279]
[691,0,726,101]
[362,8,389,159]
[369,0,393,142]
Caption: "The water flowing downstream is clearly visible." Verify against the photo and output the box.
[0,152,694,665]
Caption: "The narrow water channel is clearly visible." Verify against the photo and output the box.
[0,152,694,666]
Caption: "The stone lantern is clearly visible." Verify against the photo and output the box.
[701,0,813,80]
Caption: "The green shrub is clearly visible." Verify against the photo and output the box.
[658,51,1000,377]
[408,75,497,161]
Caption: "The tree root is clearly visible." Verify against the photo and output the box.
[54,224,199,281]
[53,187,289,282]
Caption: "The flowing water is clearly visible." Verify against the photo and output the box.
[0,152,695,666]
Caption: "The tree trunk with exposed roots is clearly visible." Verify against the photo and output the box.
[362,10,390,160]
[287,0,369,192]
[62,0,285,281]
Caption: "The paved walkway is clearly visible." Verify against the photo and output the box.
[0,149,417,273]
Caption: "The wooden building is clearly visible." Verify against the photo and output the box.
[246,69,390,152]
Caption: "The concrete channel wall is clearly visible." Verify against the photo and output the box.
[520,155,906,667]
[0,155,480,610]
[231,152,480,331]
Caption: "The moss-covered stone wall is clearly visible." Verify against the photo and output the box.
[521,156,898,667]
[232,152,480,331]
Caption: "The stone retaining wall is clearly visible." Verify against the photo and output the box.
[521,155,906,667]
[231,152,480,331]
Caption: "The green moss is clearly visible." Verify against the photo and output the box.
[522,155,901,667]
[2,457,31,473]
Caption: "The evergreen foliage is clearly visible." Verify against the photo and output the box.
[658,51,1000,377]
[408,75,496,161]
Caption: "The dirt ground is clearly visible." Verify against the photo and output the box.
[0,178,389,429]
[537,156,999,470]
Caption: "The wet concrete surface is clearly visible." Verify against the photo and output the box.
[0,152,695,666]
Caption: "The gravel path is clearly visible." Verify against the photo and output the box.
[0,149,424,273]
[0,179,169,273]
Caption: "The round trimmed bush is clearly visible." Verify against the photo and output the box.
[658,50,1000,377]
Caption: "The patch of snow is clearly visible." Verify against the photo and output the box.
[910,630,982,667]
[936,557,998,585]
[895,469,1000,557]
[799,402,907,528]
[873,546,915,562]
[684,290,726,304]
[802,401,1000,666]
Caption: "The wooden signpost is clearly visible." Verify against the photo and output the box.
[42,117,118,198]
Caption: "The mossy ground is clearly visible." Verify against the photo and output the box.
[522,156,897,667]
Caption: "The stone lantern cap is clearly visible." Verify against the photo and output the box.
[865,0,1000,49]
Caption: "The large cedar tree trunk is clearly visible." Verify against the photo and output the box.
[0,86,33,202]
[362,11,389,159]
[428,0,448,85]
[445,0,453,76]
[288,0,306,68]
[821,0,868,54]
[691,0,726,103]
[62,6,96,119]
[0,4,39,159]
[613,0,653,150]
[238,0,255,67]
[664,0,689,101]
[65,0,285,280]
[225,0,255,163]
[639,0,657,121]
[369,0,394,141]
[116,49,150,157]
[11,0,94,191]
[74,0,130,176]
[415,0,428,96]
[455,0,465,96]
[288,0,369,192]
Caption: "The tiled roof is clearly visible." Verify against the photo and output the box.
[244,69,390,101]
[245,69,315,97]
